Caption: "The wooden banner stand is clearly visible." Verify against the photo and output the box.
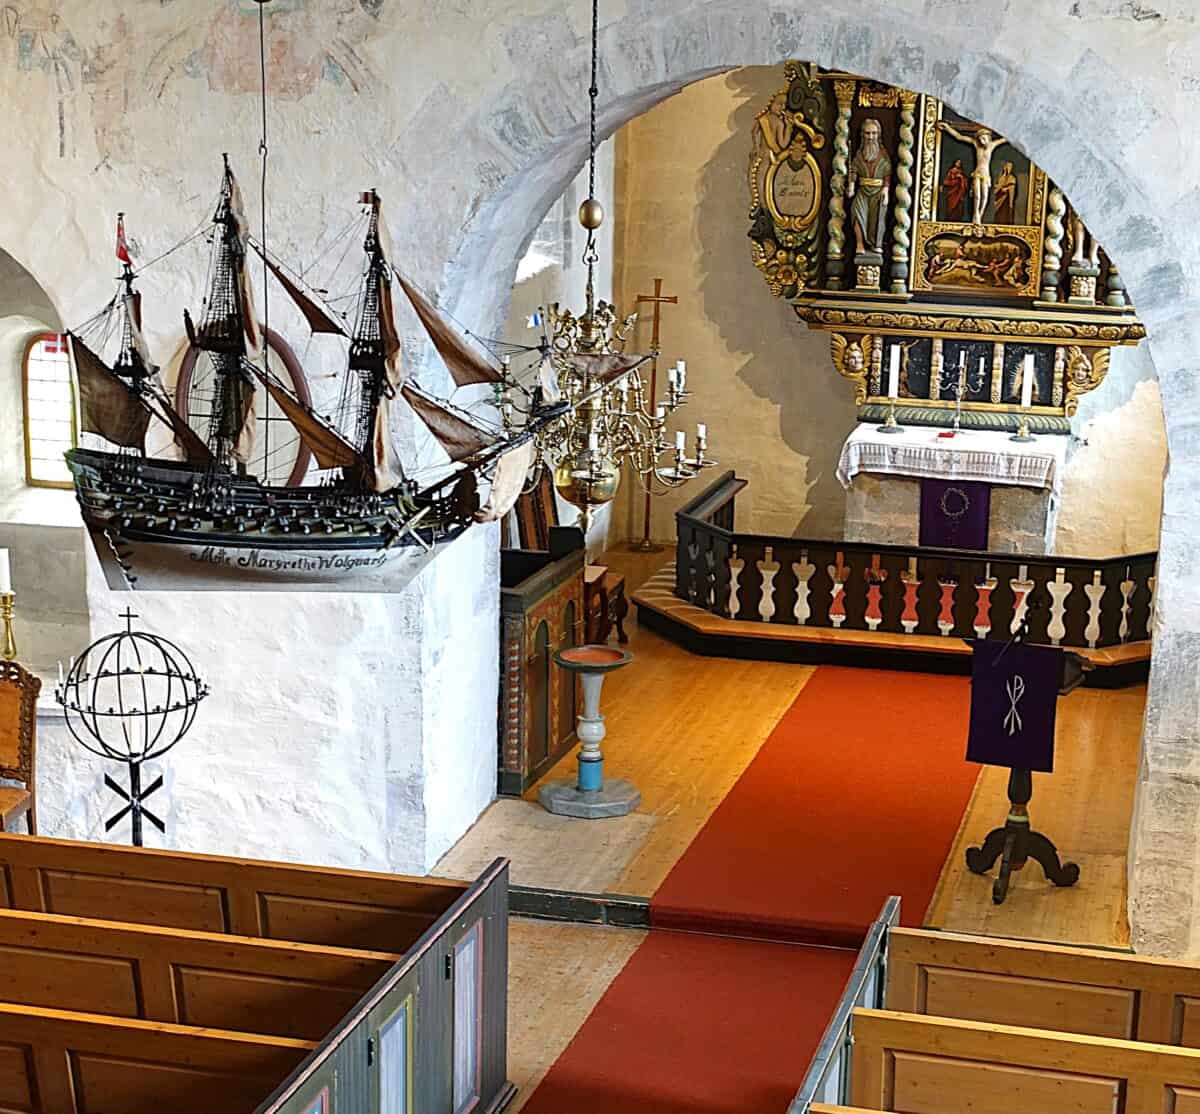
[963,642,1086,906]
[965,766,1079,905]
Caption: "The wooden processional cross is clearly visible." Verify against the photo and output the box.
[633,278,678,552]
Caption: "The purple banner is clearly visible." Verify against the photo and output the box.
[966,639,1060,773]
[919,479,990,550]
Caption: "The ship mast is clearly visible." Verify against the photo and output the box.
[186,155,258,472]
[343,190,398,468]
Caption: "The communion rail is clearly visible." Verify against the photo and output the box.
[675,472,1156,650]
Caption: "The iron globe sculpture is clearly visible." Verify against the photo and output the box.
[55,609,209,845]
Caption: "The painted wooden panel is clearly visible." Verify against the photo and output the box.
[921,966,1135,1039]
[71,1052,291,1114]
[1178,997,1200,1048]
[0,944,140,1017]
[40,869,228,931]
[888,928,1200,1046]
[0,1004,312,1114]
[890,1051,1119,1114]
[0,1042,33,1113]
[1171,1086,1200,1114]
[259,893,437,952]
[173,967,366,1040]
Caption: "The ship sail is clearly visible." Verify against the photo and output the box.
[400,382,498,463]
[148,388,217,465]
[69,334,153,449]
[247,365,365,474]
[395,272,502,388]
[474,437,536,522]
[572,351,649,386]
[248,239,348,337]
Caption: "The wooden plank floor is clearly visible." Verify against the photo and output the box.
[507,918,646,1112]
[435,547,814,896]
[925,682,1145,948]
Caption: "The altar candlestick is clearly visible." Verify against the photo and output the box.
[888,344,901,400]
[0,550,9,594]
[1021,353,1035,410]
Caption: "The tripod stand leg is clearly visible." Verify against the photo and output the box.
[965,826,1008,874]
[992,829,1018,905]
[1025,830,1080,887]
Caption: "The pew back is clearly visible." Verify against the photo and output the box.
[888,927,1200,1046]
[260,857,512,1114]
[0,832,464,952]
[850,1008,1200,1114]
[0,1002,313,1114]
[0,908,399,1039]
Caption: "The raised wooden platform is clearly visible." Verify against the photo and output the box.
[634,565,1150,686]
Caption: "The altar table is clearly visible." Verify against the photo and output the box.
[836,424,1072,555]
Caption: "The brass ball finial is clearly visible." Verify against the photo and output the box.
[579,197,605,231]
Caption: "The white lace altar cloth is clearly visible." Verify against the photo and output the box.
[835,423,1069,497]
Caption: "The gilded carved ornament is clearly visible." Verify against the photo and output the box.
[1063,345,1110,416]
[830,333,871,404]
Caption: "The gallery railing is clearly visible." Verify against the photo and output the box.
[676,472,1157,650]
[787,896,901,1112]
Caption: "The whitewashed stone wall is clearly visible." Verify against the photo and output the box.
[35,523,497,876]
[2,0,1200,953]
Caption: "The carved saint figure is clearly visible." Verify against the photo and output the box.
[936,120,1007,224]
[846,118,891,256]
[993,161,1018,225]
[940,159,969,222]
[756,92,796,158]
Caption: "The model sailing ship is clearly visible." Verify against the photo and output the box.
[66,158,554,591]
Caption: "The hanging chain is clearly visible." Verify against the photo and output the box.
[258,0,270,368]
[582,0,600,267]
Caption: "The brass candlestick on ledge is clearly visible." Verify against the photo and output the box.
[0,594,16,662]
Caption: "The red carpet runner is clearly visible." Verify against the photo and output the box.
[521,667,977,1114]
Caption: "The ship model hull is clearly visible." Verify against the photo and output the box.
[68,447,471,593]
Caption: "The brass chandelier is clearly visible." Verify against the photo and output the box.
[529,0,715,534]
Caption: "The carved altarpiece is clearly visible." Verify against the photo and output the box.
[748,64,1145,433]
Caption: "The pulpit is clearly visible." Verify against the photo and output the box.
[498,527,585,796]
[837,424,1071,555]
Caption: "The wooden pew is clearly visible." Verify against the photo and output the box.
[0,908,399,1040]
[0,1001,313,1114]
[849,1008,1200,1114]
[887,926,1200,1045]
[0,832,464,952]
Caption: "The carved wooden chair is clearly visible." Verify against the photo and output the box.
[0,660,40,834]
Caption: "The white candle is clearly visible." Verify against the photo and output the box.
[887,345,900,400]
[677,360,687,389]
[587,432,599,451]
[667,366,678,387]
[1021,353,1034,410]
[697,423,707,441]
[0,550,10,594]
[675,430,687,451]
[656,405,666,420]
[979,356,985,378]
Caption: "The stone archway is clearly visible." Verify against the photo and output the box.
[415,1,1200,957]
